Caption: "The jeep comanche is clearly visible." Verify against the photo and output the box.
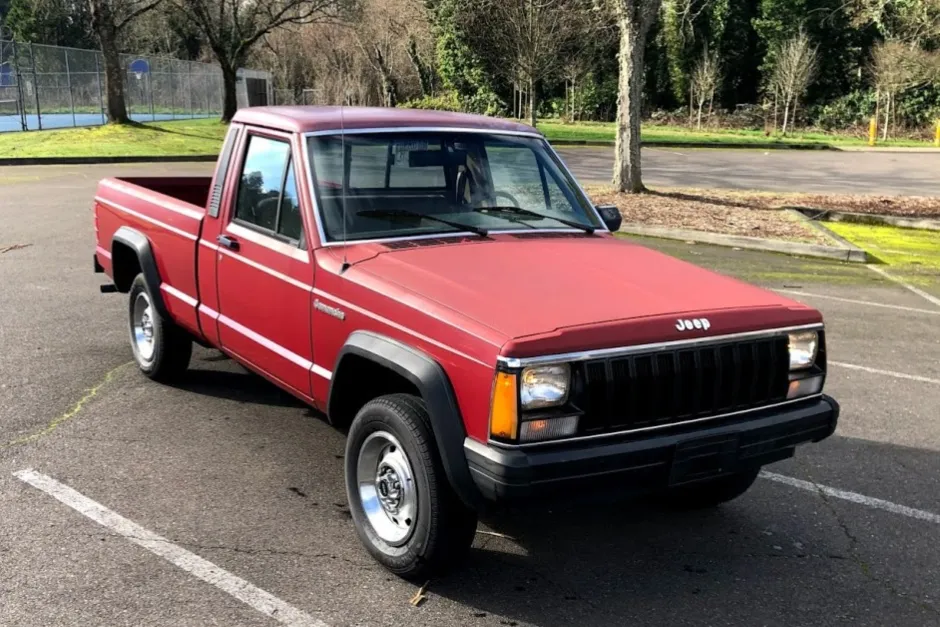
[92,106,839,578]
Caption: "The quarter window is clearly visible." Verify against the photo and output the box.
[235,135,304,244]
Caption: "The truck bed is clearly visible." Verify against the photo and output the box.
[94,176,211,341]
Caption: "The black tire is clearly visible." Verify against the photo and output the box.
[345,393,478,579]
[128,273,192,382]
[655,467,761,510]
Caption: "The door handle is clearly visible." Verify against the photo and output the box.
[217,234,239,251]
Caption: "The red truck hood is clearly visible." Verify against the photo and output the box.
[356,235,819,357]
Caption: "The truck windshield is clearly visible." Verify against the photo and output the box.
[307,131,601,242]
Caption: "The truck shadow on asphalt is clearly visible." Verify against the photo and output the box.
[174,357,308,410]
[427,500,850,626]
[424,436,940,627]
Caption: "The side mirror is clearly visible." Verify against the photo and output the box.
[595,204,622,232]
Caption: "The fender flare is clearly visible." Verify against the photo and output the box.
[111,226,169,320]
[329,331,482,509]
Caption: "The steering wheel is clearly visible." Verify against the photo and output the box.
[492,190,521,207]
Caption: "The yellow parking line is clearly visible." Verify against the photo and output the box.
[2,362,132,449]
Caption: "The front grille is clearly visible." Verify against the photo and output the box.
[571,336,791,434]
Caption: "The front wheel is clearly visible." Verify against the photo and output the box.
[655,467,761,510]
[128,274,192,382]
[345,394,478,579]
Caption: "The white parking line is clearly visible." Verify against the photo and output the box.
[761,471,940,524]
[866,265,940,309]
[14,469,328,627]
[829,361,940,385]
[776,289,940,316]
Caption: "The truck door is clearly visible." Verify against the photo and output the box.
[213,128,314,398]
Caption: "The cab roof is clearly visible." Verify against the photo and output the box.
[231,106,541,135]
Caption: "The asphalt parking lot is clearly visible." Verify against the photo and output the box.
[555,146,940,195]
[1,163,939,627]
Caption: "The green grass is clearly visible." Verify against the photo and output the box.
[537,121,935,148]
[3,116,934,158]
[0,118,227,158]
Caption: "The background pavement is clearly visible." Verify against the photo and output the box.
[556,146,940,196]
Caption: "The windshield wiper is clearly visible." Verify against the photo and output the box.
[356,209,489,237]
[472,206,595,234]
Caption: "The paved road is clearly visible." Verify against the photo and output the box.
[556,146,940,196]
[2,164,940,627]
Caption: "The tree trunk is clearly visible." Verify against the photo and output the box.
[882,93,890,141]
[792,95,799,130]
[572,79,577,120]
[99,35,129,124]
[688,81,694,127]
[781,95,791,134]
[221,62,238,123]
[613,19,646,193]
[407,38,431,97]
[696,100,703,130]
[529,76,536,127]
[564,80,569,121]
[772,93,778,133]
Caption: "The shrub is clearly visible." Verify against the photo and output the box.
[400,92,463,112]
[811,90,876,130]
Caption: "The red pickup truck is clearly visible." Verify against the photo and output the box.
[93,106,838,578]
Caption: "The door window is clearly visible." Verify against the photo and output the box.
[234,135,304,244]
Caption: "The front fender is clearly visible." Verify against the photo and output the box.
[329,330,481,509]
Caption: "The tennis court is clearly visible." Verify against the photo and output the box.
[0,39,231,135]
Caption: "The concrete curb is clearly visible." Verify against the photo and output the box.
[788,206,940,232]
[0,155,218,166]
[784,209,872,257]
[550,139,838,150]
[619,224,869,263]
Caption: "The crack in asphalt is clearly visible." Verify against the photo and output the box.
[1,362,131,450]
[808,474,940,617]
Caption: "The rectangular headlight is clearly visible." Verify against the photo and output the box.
[788,331,818,370]
[520,364,570,410]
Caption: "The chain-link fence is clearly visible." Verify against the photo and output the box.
[0,39,227,133]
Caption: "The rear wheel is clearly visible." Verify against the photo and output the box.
[656,467,761,510]
[128,274,192,382]
[345,393,478,579]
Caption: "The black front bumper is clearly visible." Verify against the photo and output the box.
[465,395,839,502]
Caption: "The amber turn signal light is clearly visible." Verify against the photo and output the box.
[489,372,518,440]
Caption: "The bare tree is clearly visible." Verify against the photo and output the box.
[87,0,162,123]
[870,40,936,139]
[690,46,719,129]
[610,0,662,193]
[463,0,591,127]
[770,30,817,135]
[166,0,348,122]
[355,0,427,106]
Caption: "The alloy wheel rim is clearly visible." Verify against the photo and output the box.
[356,431,417,546]
[132,292,155,362]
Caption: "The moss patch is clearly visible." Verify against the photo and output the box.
[825,223,940,271]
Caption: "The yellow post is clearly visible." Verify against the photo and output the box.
[935,120,940,147]
[869,117,877,146]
